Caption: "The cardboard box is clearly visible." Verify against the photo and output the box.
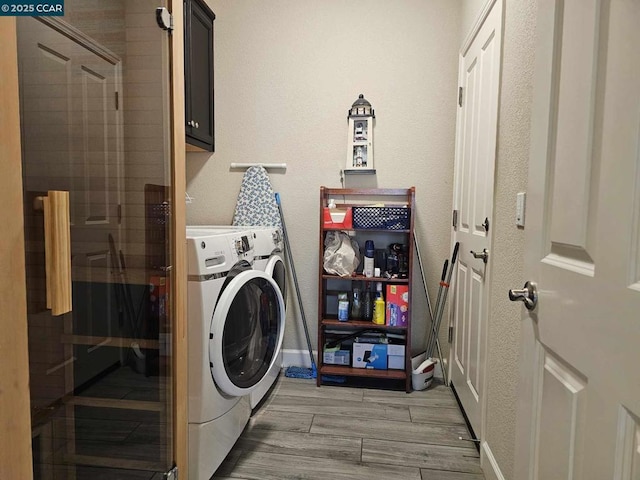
[323,348,350,366]
[387,344,405,370]
[386,284,409,327]
[352,343,387,369]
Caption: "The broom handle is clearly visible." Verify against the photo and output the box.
[413,231,448,385]
[276,193,316,370]
[427,259,448,350]
[427,242,459,357]
[413,231,435,320]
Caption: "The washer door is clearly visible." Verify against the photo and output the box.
[265,254,286,309]
[209,268,285,397]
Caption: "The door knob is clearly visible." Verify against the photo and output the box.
[508,281,538,310]
[470,248,489,264]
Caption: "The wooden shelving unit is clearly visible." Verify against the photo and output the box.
[317,187,415,392]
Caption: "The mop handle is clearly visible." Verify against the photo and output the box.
[427,242,460,357]
[451,241,460,265]
[412,231,434,320]
[275,193,316,370]
[433,260,448,315]
[413,232,448,385]
[435,242,459,327]
[440,260,449,281]
[426,259,448,349]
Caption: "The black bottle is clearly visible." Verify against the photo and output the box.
[362,282,373,321]
[351,285,362,319]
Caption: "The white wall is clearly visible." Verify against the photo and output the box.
[459,0,536,478]
[459,0,486,44]
[186,0,461,355]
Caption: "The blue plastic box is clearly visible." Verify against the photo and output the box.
[353,343,388,369]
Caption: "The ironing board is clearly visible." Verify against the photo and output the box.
[232,165,282,229]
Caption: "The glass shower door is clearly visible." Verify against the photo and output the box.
[17,2,174,478]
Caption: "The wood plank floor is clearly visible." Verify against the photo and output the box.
[213,375,485,480]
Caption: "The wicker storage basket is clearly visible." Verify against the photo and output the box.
[351,206,410,230]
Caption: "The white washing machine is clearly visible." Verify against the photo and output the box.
[186,227,285,479]
[246,226,286,409]
[188,225,287,409]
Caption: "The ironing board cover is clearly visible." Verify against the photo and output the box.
[232,165,282,229]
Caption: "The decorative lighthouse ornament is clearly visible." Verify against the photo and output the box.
[346,94,375,173]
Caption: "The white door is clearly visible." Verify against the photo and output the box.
[449,0,503,437]
[18,16,122,402]
[515,1,640,479]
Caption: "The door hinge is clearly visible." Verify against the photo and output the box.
[156,7,174,32]
[117,204,122,224]
[452,209,458,229]
[115,91,119,110]
[448,326,454,343]
[164,465,178,480]
[458,87,463,107]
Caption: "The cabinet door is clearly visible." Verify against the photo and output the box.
[185,0,214,151]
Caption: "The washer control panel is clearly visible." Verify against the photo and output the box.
[234,234,254,257]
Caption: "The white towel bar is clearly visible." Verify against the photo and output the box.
[229,162,287,170]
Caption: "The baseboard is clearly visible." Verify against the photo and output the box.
[282,349,317,369]
[481,441,506,480]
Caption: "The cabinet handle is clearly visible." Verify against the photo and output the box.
[35,191,72,316]
[194,121,199,129]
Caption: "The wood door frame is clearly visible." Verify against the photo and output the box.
[169,0,188,476]
[0,17,33,480]
[449,0,503,449]
[0,1,189,475]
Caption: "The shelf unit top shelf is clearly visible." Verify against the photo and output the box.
[323,227,410,233]
[322,187,415,197]
[322,274,409,283]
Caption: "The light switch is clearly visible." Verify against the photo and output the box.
[516,192,526,227]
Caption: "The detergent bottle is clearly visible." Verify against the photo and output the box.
[373,282,385,325]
